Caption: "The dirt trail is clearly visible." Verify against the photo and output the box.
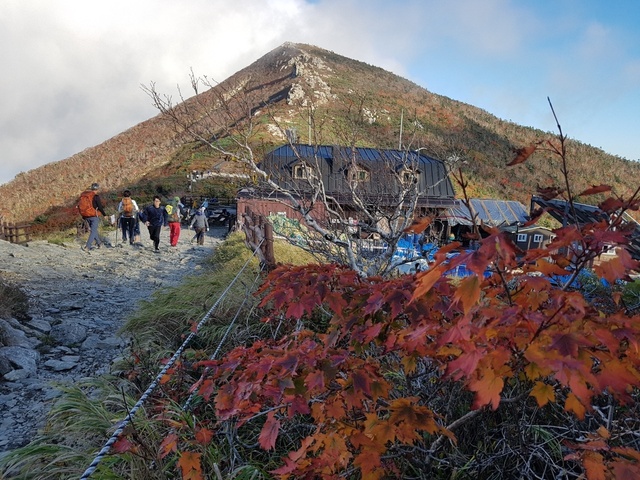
[0,225,225,453]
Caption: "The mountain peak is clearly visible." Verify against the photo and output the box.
[1,43,638,225]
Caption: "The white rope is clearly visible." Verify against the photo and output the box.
[182,261,266,412]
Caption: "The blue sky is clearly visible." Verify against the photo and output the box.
[1,0,639,185]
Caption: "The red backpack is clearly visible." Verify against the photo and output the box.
[78,191,97,217]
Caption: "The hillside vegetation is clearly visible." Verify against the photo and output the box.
[0,42,638,226]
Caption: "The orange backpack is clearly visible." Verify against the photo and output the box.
[78,191,97,217]
[121,197,134,217]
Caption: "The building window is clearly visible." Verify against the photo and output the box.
[517,233,527,242]
[347,166,369,183]
[533,234,543,243]
[293,163,313,179]
[400,168,418,185]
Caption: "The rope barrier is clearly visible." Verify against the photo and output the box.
[182,261,266,412]
[80,240,265,479]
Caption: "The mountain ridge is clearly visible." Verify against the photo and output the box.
[1,42,638,224]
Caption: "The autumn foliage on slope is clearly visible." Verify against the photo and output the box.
[123,209,640,478]
[114,129,640,479]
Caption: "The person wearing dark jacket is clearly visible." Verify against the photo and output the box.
[80,182,107,251]
[139,196,168,252]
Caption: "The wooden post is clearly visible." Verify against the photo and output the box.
[263,221,275,269]
[1,222,32,244]
[240,207,276,270]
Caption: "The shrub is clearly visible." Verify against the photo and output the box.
[0,276,29,320]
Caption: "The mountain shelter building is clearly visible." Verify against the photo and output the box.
[237,144,458,242]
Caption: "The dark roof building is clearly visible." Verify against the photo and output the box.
[531,196,640,261]
[260,144,457,208]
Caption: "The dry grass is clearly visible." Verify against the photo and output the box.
[0,275,29,320]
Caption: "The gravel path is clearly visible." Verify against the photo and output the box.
[0,225,225,453]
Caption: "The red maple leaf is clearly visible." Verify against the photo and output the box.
[258,411,281,450]
[111,435,137,454]
[404,216,433,234]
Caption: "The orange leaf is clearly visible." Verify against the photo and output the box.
[611,460,640,480]
[594,248,637,283]
[158,432,178,460]
[530,381,555,407]
[582,452,607,480]
[468,368,504,410]
[353,448,383,476]
[565,392,586,419]
[401,352,418,374]
[364,412,396,445]
[534,258,570,277]
[258,411,280,451]
[611,447,640,462]
[507,145,537,166]
[411,265,445,302]
[195,427,213,445]
[177,451,203,480]
[578,185,612,196]
[453,275,481,314]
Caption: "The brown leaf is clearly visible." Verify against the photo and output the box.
[536,185,564,201]
[578,185,612,196]
[507,145,537,166]
[404,216,432,234]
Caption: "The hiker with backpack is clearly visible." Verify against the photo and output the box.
[78,182,107,251]
[138,195,168,252]
[117,190,139,245]
[189,206,209,245]
[166,196,184,247]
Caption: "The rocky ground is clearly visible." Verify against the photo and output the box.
[0,224,225,454]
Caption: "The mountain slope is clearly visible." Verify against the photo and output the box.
[0,42,638,224]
